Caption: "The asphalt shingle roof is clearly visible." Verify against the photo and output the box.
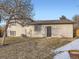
[29,19,74,25]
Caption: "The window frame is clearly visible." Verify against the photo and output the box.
[34,25,41,32]
[10,31,16,36]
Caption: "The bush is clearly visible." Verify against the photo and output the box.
[21,34,27,37]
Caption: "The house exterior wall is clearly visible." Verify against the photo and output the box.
[7,23,73,38]
[7,23,24,37]
[28,24,73,38]
[23,25,49,37]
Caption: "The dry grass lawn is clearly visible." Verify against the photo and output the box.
[0,37,73,59]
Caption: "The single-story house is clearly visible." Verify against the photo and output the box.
[53,39,79,59]
[7,17,74,38]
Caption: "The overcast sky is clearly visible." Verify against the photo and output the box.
[32,0,79,20]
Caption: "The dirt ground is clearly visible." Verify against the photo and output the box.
[0,37,73,59]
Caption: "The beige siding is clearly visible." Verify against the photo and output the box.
[7,23,73,38]
[24,24,73,38]
[7,23,24,37]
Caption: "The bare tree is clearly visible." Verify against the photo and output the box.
[0,0,33,45]
[73,15,79,22]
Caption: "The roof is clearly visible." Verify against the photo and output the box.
[28,19,74,25]
[9,17,74,25]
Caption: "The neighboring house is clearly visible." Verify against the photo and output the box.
[7,17,74,38]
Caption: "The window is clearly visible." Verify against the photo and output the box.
[34,25,41,31]
[10,31,16,36]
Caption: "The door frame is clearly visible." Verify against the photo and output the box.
[46,26,52,37]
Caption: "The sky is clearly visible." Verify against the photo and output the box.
[32,0,79,20]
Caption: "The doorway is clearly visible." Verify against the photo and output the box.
[46,26,52,37]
